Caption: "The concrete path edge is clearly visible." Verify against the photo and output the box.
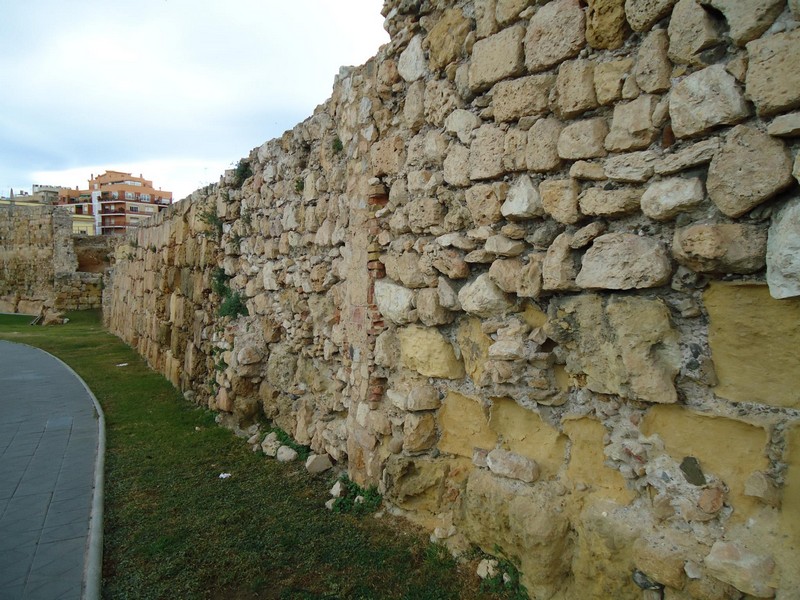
[25,344,106,600]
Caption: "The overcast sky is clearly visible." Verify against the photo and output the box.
[0,0,388,200]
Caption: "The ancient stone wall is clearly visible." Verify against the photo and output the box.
[0,205,114,313]
[103,1,800,597]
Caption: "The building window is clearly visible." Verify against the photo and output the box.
[112,191,118,199]
[140,193,151,202]
[125,192,134,200]
[129,205,139,213]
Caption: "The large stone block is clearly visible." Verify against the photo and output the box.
[746,29,800,117]
[398,325,465,379]
[703,282,800,409]
[398,35,427,82]
[524,0,585,73]
[594,58,633,105]
[540,178,582,224]
[586,0,629,49]
[705,0,784,46]
[578,187,642,217]
[669,65,749,138]
[466,182,507,226]
[425,8,471,71]
[672,223,767,274]
[557,118,608,160]
[526,117,564,172]
[457,317,493,383]
[668,0,723,65]
[706,125,793,218]
[458,273,515,317]
[546,294,681,403]
[438,391,497,457]
[634,29,671,93]
[641,176,704,221]
[605,95,659,151]
[624,0,677,31]
[767,197,800,299]
[576,233,672,290]
[555,60,598,118]
[642,404,769,520]
[469,124,506,180]
[492,74,554,122]
[374,279,417,325]
[469,25,526,92]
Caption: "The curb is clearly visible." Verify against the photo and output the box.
[21,344,106,600]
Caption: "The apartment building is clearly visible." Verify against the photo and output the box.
[58,170,172,235]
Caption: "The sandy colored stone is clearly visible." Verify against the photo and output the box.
[398,35,427,82]
[605,95,659,151]
[670,65,749,138]
[443,143,470,187]
[485,235,526,257]
[416,287,454,326]
[767,196,800,299]
[654,137,720,175]
[457,317,493,383]
[586,0,629,49]
[398,325,465,379]
[426,8,471,71]
[469,124,506,180]
[524,0,586,73]
[501,175,544,219]
[579,187,642,217]
[780,424,800,591]
[503,127,528,172]
[371,136,406,176]
[746,29,800,117]
[703,282,800,409]
[489,255,544,298]
[495,0,531,25]
[492,74,554,122]
[704,541,776,598]
[403,413,438,453]
[542,233,581,291]
[466,182,507,227]
[594,58,633,105]
[555,60,598,118]
[486,448,539,482]
[469,25,526,92]
[704,0,784,46]
[557,118,608,160]
[706,125,793,218]
[603,150,657,182]
[438,391,497,457]
[673,224,767,274]
[634,29,671,93]
[570,161,606,181]
[547,294,681,403]
[668,0,723,65]
[458,273,515,317]
[577,233,672,290]
[445,109,481,144]
[633,532,694,590]
[767,112,800,138]
[526,117,563,172]
[624,0,677,31]
[641,176,704,220]
[540,179,582,224]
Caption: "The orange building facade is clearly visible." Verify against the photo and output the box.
[58,170,172,235]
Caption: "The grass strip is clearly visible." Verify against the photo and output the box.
[0,311,513,600]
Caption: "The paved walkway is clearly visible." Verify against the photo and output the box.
[0,341,103,600]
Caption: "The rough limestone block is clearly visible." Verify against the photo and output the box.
[492,74,555,122]
[445,109,481,144]
[767,196,800,299]
[673,224,767,274]
[485,234,526,257]
[540,179,582,224]
[706,125,793,218]
[603,150,658,182]
[579,187,642,217]
[655,137,720,175]
[546,294,681,403]
[489,255,544,298]
[425,8,471,71]
[767,112,800,138]
[704,541,776,598]
[398,35,427,82]
[501,175,544,219]
[555,60,598,118]
[704,0,784,46]
[416,287,455,326]
[305,453,333,474]
[503,127,528,172]
[624,0,678,32]
[641,176,704,220]
[407,385,441,411]
[576,233,672,289]
[586,0,629,49]
[703,282,800,409]
[557,118,609,160]
[469,124,506,180]
[469,25,525,92]
[668,0,723,65]
[746,29,800,117]
[605,95,659,151]
[371,136,406,176]
[542,233,582,291]
[634,29,671,93]
[486,449,539,483]
[398,325,465,379]
[466,182,507,226]
[403,413,437,452]
[524,0,585,73]
[443,143,471,187]
[526,117,564,172]
[458,273,515,317]
[669,65,749,138]
[438,391,497,457]
[594,58,633,105]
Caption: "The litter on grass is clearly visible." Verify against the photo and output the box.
[218,473,232,479]
[115,363,128,367]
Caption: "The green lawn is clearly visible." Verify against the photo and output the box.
[0,311,514,600]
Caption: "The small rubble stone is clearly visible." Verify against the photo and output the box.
[704,541,776,598]
[579,187,642,217]
[624,0,678,32]
[767,113,800,138]
[407,385,441,411]
[570,221,607,248]
[746,29,800,117]
[486,448,540,483]
[469,25,525,91]
[542,233,581,291]
[605,95,659,151]
[673,224,767,274]
[276,445,298,462]
[374,279,416,325]
[604,150,658,182]
[669,65,749,138]
[634,29,671,93]
[655,138,720,175]
[416,287,455,326]
[586,0,629,50]
[445,109,481,144]
[261,432,281,457]
[570,161,607,181]
[524,0,586,73]
[668,0,723,65]
[305,453,333,474]
[526,117,564,172]
[595,59,633,105]
[477,558,499,579]
[426,8,472,71]
[398,35,427,82]
[767,197,800,299]
[501,175,545,219]
[541,179,582,224]
[576,233,672,290]
[485,235,526,257]
[403,413,438,452]
[706,125,794,218]
[557,118,609,160]
[458,273,515,317]
[466,182,507,226]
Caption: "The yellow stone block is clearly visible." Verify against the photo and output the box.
[398,325,465,379]
[489,397,566,477]
[704,282,800,408]
[642,405,769,520]
[455,317,492,383]
[781,423,800,558]
[563,417,635,504]
[438,391,497,458]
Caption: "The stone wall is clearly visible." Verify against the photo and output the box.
[0,205,114,313]
[103,1,800,597]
